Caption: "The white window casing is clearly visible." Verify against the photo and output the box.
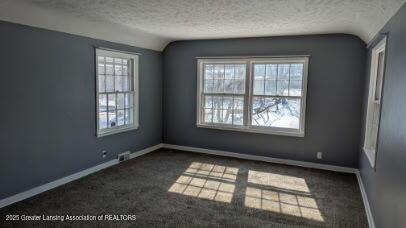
[363,38,387,168]
[96,48,139,137]
[196,57,309,137]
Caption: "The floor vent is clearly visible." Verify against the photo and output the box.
[118,151,131,162]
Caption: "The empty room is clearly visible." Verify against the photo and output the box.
[1,0,405,227]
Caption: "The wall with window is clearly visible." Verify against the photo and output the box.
[163,34,366,168]
[0,21,163,199]
[359,3,406,228]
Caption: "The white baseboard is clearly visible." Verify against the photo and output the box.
[0,143,164,209]
[356,171,376,228]
[162,144,358,173]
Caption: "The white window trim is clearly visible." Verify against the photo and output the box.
[196,57,309,137]
[363,38,386,168]
[96,48,139,137]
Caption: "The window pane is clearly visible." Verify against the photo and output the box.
[106,63,114,75]
[235,64,246,79]
[125,108,133,124]
[204,65,214,79]
[204,108,213,123]
[117,93,125,109]
[123,65,128,76]
[98,94,107,111]
[225,65,234,79]
[115,64,123,75]
[213,96,223,109]
[108,110,117,127]
[265,79,277,95]
[204,95,213,108]
[214,65,225,79]
[106,75,114,92]
[213,96,223,123]
[233,96,244,110]
[98,75,106,93]
[289,80,302,96]
[234,79,245,94]
[224,79,234,93]
[106,57,114,63]
[222,96,233,110]
[98,63,105,74]
[115,76,124,92]
[233,109,243,125]
[204,79,214,93]
[117,109,125,126]
[114,58,122,64]
[277,80,289,96]
[252,97,300,129]
[123,76,130,91]
[278,64,290,80]
[98,56,105,63]
[213,79,224,93]
[254,64,265,79]
[233,96,244,125]
[213,109,222,123]
[125,93,133,108]
[99,112,107,129]
[108,94,116,111]
[253,79,265,95]
[375,51,385,100]
[222,109,232,124]
[266,64,277,80]
[290,64,303,81]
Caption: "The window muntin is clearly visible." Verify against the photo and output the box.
[197,57,308,137]
[96,49,139,137]
[364,38,386,168]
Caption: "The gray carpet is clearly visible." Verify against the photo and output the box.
[0,149,368,227]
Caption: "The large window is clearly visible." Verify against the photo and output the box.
[363,38,386,168]
[197,57,309,137]
[96,48,139,137]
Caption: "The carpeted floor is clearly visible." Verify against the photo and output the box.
[0,149,368,227]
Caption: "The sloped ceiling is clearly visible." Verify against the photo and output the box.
[0,0,405,51]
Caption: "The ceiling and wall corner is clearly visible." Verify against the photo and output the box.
[0,0,405,51]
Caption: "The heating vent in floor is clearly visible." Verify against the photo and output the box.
[118,151,131,162]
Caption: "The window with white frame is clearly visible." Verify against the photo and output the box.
[96,48,139,137]
[197,57,309,136]
[363,38,386,168]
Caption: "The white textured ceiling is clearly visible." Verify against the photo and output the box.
[1,0,405,51]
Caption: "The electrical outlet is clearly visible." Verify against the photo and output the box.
[317,152,322,159]
[102,150,107,158]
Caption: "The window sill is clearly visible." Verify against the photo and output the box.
[363,147,376,168]
[196,123,304,137]
[97,125,139,138]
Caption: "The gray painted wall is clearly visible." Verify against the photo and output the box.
[0,21,163,199]
[163,35,366,168]
[359,3,406,228]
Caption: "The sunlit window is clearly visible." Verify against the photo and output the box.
[197,57,308,137]
[96,48,139,137]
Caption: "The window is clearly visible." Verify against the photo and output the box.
[363,38,386,168]
[96,48,139,137]
[197,57,309,137]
